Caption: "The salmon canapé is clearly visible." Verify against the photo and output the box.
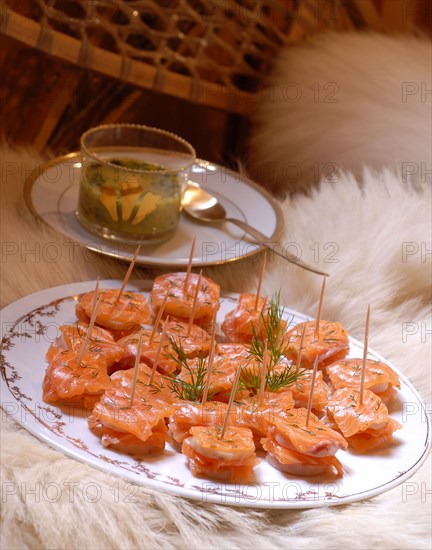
[76,289,152,338]
[168,401,229,447]
[216,343,250,362]
[261,408,347,477]
[151,272,220,324]
[234,391,295,449]
[182,425,259,482]
[287,369,330,416]
[326,387,401,452]
[43,349,112,409]
[115,330,178,376]
[176,353,243,403]
[221,293,271,343]
[285,320,349,369]
[325,358,400,404]
[165,320,212,358]
[267,408,348,457]
[110,363,175,404]
[45,322,124,367]
[89,386,173,455]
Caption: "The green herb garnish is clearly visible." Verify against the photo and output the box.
[164,337,209,402]
[243,291,305,392]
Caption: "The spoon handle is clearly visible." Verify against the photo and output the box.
[224,217,329,277]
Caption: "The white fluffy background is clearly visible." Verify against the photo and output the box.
[1,141,431,549]
[249,33,432,195]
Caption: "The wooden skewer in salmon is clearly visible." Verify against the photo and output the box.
[114,329,179,376]
[221,255,270,343]
[175,352,239,403]
[43,349,113,410]
[232,344,294,449]
[43,292,114,409]
[168,328,225,448]
[326,306,400,404]
[168,401,229,449]
[262,408,347,477]
[262,357,347,477]
[76,250,152,339]
[152,241,219,327]
[325,359,400,405]
[221,293,270,343]
[111,363,175,404]
[183,237,196,293]
[76,288,152,340]
[285,276,349,369]
[45,322,124,368]
[285,320,349,369]
[287,369,330,417]
[234,390,296,450]
[151,272,220,325]
[182,425,259,482]
[89,324,174,456]
[164,320,212,359]
[115,246,141,302]
[88,386,174,456]
[182,361,259,482]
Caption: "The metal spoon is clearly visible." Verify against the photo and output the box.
[182,181,328,277]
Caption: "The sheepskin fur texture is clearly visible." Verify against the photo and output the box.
[1,143,430,549]
[248,33,432,195]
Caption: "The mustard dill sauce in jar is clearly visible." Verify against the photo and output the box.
[77,125,195,243]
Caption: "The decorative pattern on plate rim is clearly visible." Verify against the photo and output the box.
[1,284,430,508]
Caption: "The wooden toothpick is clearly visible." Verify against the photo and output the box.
[202,311,218,403]
[92,277,100,301]
[202,338,217,404]
[149,317,169,387]
[254,253,267,310]
[183,237,196,295]
[129,329,143,405]
[187,269,202,336]
[258,342,268,406]
[305,356,319,428]
[76,279,101,367]
[116,246,140,303]
[359,305,371,405]
[315,274,327,340]
[150,289,170,344]
[296,323,307,370]
[220,362,243,439]
[255,295,268,337]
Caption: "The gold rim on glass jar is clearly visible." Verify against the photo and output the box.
[77,123,196,244]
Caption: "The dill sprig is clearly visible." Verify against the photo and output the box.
[164,335,189,371]
[163,336,209,402]
[247,291,291,369]
[243,291,305,393]
[240,361,306,394]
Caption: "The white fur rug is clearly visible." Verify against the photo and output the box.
[1,144,430,549]
[249,33,432,195]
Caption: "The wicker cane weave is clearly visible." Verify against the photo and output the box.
[2,0,428,115]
